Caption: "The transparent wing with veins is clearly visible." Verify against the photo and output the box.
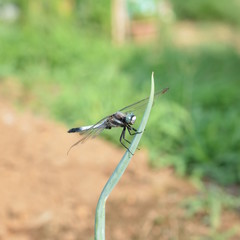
[120,88,169,114]
[67,116,110,154]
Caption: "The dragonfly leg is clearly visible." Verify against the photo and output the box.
[126,126,141,151]
[127,126,142,136]
[132,127,142,133]
[132,127,143,134]
[120,127,133,155]
[123,127,131,145]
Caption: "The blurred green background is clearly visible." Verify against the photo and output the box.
[0,0,240,186]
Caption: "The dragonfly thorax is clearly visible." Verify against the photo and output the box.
[125,113,136,125]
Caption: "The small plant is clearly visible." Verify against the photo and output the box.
[95,73,156,240]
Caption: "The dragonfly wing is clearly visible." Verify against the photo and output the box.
[78,116,110,141]
[119,88,169,114]
[80,122,106,142]
[67,116,109,154]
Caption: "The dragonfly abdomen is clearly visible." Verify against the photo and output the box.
[68,127,81,133]
[68,124,98,133]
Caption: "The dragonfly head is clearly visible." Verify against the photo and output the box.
[126,113,136,125]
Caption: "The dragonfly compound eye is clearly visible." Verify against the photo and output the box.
[126,113,136,124]
[131,115,136,124]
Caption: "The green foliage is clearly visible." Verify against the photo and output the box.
[1,0,111,34]
[170,0,240,25]
[75,0,111,34]
[0,23,240,185]
[122,46,240,185]
[183,185,240,232]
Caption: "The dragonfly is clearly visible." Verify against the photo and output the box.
[68,87,169,154]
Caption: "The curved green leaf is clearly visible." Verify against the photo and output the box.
[95,73,155,240]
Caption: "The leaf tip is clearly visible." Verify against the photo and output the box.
[151,71,154,79]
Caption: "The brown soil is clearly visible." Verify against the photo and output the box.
[173,22,240,51]
[0,94,240,240]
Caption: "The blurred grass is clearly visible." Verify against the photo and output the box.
[171,0,240,26]
[183,184,240,236]
[0,22,240,185]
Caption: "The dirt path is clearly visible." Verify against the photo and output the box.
[0,99,239,240]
